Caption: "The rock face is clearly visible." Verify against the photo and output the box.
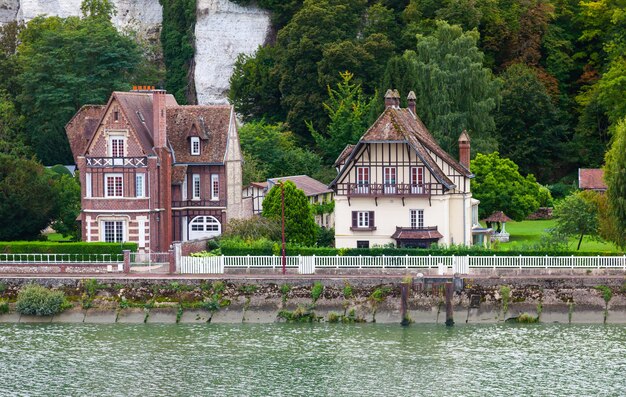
[194,0,270,104]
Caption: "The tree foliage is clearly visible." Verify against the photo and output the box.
[0,154,58,240]
[603,118,626,249]
[552,190,600,250]
[16,16,142,165]
[307,71,373,165]
[261,180,317,246]
[471,152,546,221]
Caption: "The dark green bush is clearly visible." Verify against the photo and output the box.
[16,284,68,316]
[0,299,8,314]
[0,241,137,254]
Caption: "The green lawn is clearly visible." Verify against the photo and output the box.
[493,219,623,253]
[46,233,72,242]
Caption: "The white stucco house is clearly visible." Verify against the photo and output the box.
[329,89,477,249]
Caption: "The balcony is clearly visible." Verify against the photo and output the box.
[86,156,147,168]
[336,183,434,198]
[172,199,226,209]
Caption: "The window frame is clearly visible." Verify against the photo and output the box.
[410,209,424,229]
[105,173,123,198]
[192,174,201,200]
[351,211,376,230]
[135,173,145,198]
[190,137,200,155]
[411,166,425,194]
[211,174,219,201]
[101,220,125,243]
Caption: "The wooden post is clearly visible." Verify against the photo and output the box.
[400,283,410,326]
[445,282,454,326]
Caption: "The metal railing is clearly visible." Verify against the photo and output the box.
[335,183,440,197]
[0,253,123,264]
[178,254,626,275]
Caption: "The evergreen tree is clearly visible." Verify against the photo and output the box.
[262,180,317,246]
[307,72,372,165]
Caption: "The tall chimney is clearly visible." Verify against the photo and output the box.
[152,89,167,148]
[384,89,394,108]
[458,130,471,169]
[393,89,400,107]
[407,91,416,114]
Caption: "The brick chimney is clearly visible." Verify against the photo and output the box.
[393,89,400,107]
[152,89,167,148]
[384,89,395,108]
[458,130,471,169]
[407,91,416,114]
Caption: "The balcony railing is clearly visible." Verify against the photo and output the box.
[172,199,226,208]
[86,156,148,168]
[336,183,435,197]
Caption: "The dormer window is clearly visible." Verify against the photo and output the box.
[191,137,200,155]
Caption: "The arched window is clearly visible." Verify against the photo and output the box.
[188,216,221,240]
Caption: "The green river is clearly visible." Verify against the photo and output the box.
[1,323,625,396]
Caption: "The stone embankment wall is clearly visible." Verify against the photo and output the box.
[0,276,625,324]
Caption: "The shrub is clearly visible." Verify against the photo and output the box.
[16,284,68,316]
[311,282,324,302]
[0,299,8,314]
[517,313,539,323]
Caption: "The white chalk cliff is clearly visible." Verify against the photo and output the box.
[0,0,271,104]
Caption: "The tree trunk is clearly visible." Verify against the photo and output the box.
[577,232,584,251]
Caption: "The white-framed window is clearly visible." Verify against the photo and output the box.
[211,174,219,201]
[358,211,370,227]
[356,166,369,194]
[109,137,125,157]
[191,137,200,155]
[189,216,222,239]
[102,220,124,242]
[105,173,123,197]
[351,211,375,229]
[192,174,201,200]
[85,172,92,198]
[384,166,397,194]
[135,174,145,198]
[181,174,188,201]
[410,209,424,229]
[411,166,425,194]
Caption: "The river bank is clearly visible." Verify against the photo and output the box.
[1,275,625,324]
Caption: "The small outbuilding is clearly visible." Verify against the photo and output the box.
[483,211,513,243]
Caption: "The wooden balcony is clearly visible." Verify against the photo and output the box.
[86,156,148,168]
[336,183,435,198]
[172,199,226,209]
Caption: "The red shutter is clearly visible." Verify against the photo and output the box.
[369,211,375,227]
[352,211,357,227]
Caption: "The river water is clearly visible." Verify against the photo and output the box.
[1,323,625,396]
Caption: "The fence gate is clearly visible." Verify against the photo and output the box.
[298,255,315,274]
[130,252,170,273]
[452,255,469,274]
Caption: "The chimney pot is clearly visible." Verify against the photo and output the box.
[384,89,395,108]
[407,91,416,114]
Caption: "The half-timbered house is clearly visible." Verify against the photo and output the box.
[66,87,244,252]
[330,90,474,248]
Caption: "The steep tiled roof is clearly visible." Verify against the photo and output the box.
[331,106,471,190]
[167,105,232,164]
[268,175,333,197]
[579,168,607,190]
[65,105,106,163]
[334,144,355,167]
[171,165,188,184]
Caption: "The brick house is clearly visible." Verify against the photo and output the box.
[330,89,477,249]
[66,87,244,252]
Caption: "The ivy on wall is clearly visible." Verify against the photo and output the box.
[159,0,197,104]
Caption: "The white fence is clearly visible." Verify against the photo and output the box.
[178,254,626,275]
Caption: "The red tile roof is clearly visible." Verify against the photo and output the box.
[65,105,106,163]
[268,175,333,197]
[391,227,443,240]
[579,168,607,191]
[483,211,513,223]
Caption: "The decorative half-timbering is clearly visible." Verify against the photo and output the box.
[329,89,475,248]
[66,88,244,252]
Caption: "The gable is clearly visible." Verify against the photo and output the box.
[65,105,106,163]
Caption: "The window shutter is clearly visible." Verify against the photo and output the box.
[369,211,375,227]
[352,211,357,227]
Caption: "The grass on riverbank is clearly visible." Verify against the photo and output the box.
[494,220,622,253]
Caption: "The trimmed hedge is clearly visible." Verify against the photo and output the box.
[219,240,623,257]
[0,242,138,255]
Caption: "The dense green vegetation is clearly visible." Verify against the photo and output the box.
[230,0,626,186]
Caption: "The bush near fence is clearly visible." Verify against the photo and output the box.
[219,240,623,257]
[0,242,138,255]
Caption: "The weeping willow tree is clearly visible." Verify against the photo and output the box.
[396,21,501,155]
[604,118,626,249]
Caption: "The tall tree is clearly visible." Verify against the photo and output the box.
[603,118,626,249]
[471,152,545,221]
[262,180,317,246]
[552,190,600,250]
[16,16,142,164]
[495,63,567,182]
[307,72,373,165]
[0,154,58,240]
[408,20,500,154]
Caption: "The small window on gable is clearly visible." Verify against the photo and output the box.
[113,108,119,122]
[191,137,200,155]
